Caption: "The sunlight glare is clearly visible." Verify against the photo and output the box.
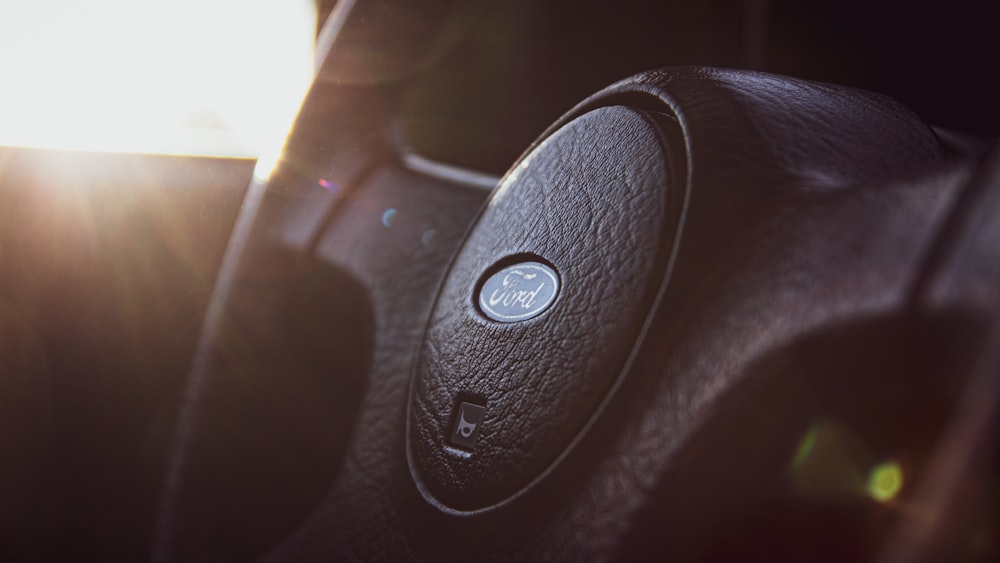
[0,0,316,158]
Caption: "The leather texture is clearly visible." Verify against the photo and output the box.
[409,106,680,511]
[253,68,978,562]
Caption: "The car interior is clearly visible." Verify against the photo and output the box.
[0,0,997,561]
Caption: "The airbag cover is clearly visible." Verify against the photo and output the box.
[407,106,679,512]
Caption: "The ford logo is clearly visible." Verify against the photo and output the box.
[478,261,560,322]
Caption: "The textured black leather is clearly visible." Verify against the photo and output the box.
[409,106,680,511]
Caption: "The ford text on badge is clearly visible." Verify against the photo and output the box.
[478,261,559,322]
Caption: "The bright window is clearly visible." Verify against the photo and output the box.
[0,0,316,158]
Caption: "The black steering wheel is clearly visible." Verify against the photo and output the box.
[151,2,1000,561]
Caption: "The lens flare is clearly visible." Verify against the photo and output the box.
[791,422,906,505]
[867,461,904,503]
[791,425,820,469]
[789,421,869,499]
[381,209,398,228]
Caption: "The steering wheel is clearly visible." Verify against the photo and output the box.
[152,2,1000,561]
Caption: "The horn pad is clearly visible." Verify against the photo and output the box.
[407,105,683,512]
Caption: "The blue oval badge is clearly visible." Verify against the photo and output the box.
[478,261,559,322]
